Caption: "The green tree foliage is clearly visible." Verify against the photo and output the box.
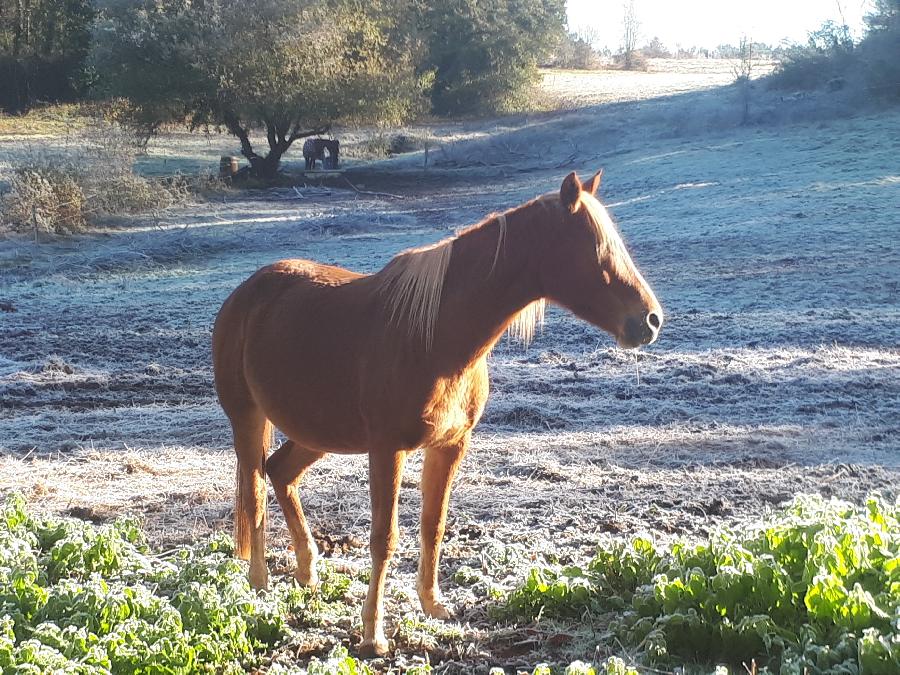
[865,0,900,32]
[93,0,425,177]
[861,0,900,99]
[770,1,899,98]
[417,0,566,115]
[0,0,94,111]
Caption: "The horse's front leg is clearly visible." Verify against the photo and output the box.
[360,449,407,657]
[417,434,469,619]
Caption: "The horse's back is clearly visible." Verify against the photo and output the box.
[212,259,367,419]
[214,258,362,340]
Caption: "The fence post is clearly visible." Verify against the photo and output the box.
[32,205,39,244]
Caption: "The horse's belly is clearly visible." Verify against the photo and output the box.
[275,415,368,454]
[245,351,371,453]
[243,321,371,452]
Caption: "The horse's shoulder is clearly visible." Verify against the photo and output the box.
[419,359,489,445]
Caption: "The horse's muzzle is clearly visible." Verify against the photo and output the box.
[619,310,662,349]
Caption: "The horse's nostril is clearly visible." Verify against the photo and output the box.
[646,311,661,331]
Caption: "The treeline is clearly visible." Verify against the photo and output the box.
[770,1,899,97]
[0,0,95,111]
[0,0,566,117]
[550,0,899,82]
[546,32,785,71]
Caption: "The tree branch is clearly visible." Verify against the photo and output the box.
[265,121,278,153]
[288,124,330,143]
[222,111,259,162]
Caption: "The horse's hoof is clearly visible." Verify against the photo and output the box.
[293,568,318,589]
[249,568,269,591]
[422,599,454,620]
[359,637,390,658]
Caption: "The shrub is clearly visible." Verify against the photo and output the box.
[768,8,899,101]
[768,21,856,92]
[768,49,840,91]
[1,167,87,235]
[642,37,671,59]
[0,159,189,236]
[859,23,900,100]
[612,50,647,71]
[548,33,600,70]
[0,124,212,236]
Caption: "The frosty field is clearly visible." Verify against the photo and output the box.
[0,67,898,670]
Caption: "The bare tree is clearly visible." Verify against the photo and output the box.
[622,0,641,69]
[572,23,603,49]
[733,35,753,124]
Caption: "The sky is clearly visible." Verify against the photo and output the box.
[566,0,872,51]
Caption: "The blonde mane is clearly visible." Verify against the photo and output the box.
[381,191,618,352]
[507,298,546,347]
[491,208,546,347]
[380,239,454,350]
[579,191,630,271]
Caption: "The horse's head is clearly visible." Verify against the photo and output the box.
[539,171,662,349]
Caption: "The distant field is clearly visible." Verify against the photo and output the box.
[541,58,776,107]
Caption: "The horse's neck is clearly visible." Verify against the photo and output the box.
[432,204,545,369]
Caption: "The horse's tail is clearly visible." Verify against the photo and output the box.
[233,418,273,560]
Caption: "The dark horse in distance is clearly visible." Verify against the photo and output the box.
[303,138,340,170]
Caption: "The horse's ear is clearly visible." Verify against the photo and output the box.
[586,169,603,196]
[560,172,582,214]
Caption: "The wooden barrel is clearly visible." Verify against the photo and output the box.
[219,156,239,178]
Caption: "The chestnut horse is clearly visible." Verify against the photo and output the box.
[212,171,662,656]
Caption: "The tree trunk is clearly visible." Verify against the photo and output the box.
[252,148,287,179]
[222,113,328,181]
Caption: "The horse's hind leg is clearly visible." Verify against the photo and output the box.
[266,440,325,586]
[231,409,272,590]
[417,436,469,619]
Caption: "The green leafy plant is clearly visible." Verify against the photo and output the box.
[0,494,302,673]
[503,495,900,673]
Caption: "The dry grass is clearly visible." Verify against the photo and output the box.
[0,121,223,236]
[540,59,776,108]
[0,447,234,547]
[0,103,92,138]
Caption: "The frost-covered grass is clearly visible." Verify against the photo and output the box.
[0,66,897,673]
